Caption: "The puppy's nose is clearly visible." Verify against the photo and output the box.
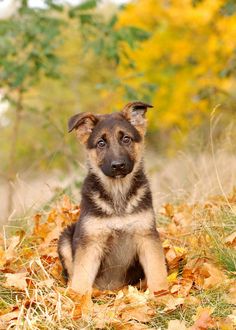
[111,160,126,171]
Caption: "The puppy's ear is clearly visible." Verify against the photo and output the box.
[122,101,153,135]
[68,112,98,143]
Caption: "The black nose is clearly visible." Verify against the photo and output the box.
[111,160,126,171]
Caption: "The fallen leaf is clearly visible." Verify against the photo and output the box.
[167,319,187,330]
[4,272,28,290]
[164,203,175,218]
[41,225,62,246]
[228,309,236,327]
[119,322,157,330]
[167,271,178,283]
[199,262,226,289]
[121,305,155,323]
[125,286,150,305]
[225,231,236,247]
[165,245,187,269]
[0,246,6,267]
[0,310,19,329]
[218,316,235,330]
[170,278,193,297]
[93,303,119,329]
[164,297,185,312]
[33,213,42,236]
[5,235,20,261]
[189,307,215,330]
[227,282,236,304]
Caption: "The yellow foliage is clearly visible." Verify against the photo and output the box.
[116,0,236,141]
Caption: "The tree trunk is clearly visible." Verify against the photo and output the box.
[6,90,23,217]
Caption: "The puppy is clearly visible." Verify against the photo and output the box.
[58,101,168,294]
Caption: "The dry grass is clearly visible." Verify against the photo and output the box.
[0,189,235,329]
[1,149,236,225]
[1,119,236,328]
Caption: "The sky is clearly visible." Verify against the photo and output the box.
[0,0,129,19]
[28,0,129,7]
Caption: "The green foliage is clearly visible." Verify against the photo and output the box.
[69,6,150,64]
[220,0,236,16]
[0,0,151,199]
[0,2,63,90]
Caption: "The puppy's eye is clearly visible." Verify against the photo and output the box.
[97,139,106,148]
[122,135,131,145]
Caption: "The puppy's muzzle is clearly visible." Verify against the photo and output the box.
[111,160,129,177]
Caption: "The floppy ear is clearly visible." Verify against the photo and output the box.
[122,101,153,135]
[68,112,98,143]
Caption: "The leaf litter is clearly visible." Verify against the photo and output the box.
[0,194,235,329]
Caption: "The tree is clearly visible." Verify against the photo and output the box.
[0,0,150,216]
[117,0,236,150]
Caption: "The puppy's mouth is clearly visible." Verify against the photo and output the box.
[100,161,134,179]
[100,168,132,179]
[113,174,126,179]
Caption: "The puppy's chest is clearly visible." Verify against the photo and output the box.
[95,231,137,290]
[84,210,154,236]
[104,231,136,266]
[90,181,150,216]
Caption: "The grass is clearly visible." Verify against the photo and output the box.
[0,200,235,329]
[150,288,234,329]
[205,209,236,274]
[1,146,236,329]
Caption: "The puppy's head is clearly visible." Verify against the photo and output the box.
[68,101,153,178]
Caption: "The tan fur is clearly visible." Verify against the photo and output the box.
[91,192,114,215]
[75,115,96,143]
[71,238,107,294]
[59,240,73,278]
[122,102,148,137]
[125,185,148,214]
[136,233,168,292]
[83,210,155,236]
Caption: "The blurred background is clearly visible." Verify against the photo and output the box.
[0,0,236,223]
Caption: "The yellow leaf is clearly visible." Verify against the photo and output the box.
[167,271,178,282]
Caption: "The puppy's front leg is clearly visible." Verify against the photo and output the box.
[136,231,168,293]
[71,240,104,294]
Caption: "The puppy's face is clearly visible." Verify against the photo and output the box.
[68,102,153,179]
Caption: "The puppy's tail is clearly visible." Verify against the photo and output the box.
[58,223,76,282]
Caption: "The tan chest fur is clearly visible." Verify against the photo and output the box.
[84,209,155,236]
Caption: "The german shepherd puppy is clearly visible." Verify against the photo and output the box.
[58,101,168,294]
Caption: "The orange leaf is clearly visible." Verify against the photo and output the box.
[189,307,215,330]
[225,231,236,247]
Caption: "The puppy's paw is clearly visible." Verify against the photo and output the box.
[148,278,168,294]
[70,278,92,295]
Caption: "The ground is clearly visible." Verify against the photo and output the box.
[0,193,235,329]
